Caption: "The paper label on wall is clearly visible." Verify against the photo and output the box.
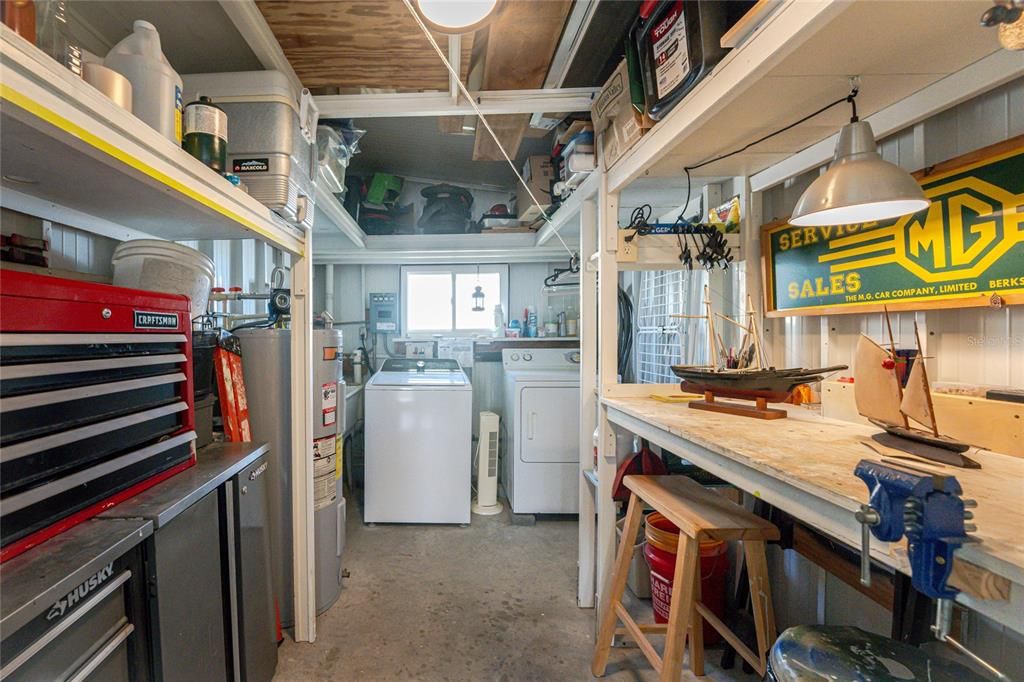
[323,408,336,427]
[437,338,474,368]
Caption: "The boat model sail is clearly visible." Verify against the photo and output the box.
[854,310,977,468]
[670,287,847,418]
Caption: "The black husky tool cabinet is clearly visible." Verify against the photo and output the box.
[0,518,154,681]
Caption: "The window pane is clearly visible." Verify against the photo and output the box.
[455,273,500,330]
[406,273,453,331]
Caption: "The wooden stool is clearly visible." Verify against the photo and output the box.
[591,475,780,681]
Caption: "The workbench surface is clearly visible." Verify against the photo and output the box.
[602,396,1024,632]
[98,441,270,528]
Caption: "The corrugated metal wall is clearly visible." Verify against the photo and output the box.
[756,78,1024,675]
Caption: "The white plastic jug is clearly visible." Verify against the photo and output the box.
[104,20,183,144]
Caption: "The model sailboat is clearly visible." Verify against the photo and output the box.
[670,287,846,419]
[854,312,977,468]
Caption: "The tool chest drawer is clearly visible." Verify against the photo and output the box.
[0,519,153,682]
[0,272,196,563]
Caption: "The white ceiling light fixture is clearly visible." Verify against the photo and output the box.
[790,97,929,227]
[414,0,499,33]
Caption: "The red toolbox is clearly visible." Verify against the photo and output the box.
[0,271,197,562]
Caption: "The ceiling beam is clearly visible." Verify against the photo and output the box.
[218,0,303,97]
[315,88,597,119]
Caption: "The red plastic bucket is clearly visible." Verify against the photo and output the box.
[643,512,728,644]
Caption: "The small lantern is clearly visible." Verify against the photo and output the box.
[472,285,486,312]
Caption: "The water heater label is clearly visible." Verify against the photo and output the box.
[233,157,269,173]
[321,382,338,410]
[134,311,179,329]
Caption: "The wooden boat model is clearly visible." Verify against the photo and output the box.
[854,311,977,468]
[670,287,846,419]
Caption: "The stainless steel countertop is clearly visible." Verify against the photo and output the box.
[98,441,270,528]
[0,518,153,638]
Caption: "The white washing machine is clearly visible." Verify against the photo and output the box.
[365,358,472,524]
[502,348,581,514]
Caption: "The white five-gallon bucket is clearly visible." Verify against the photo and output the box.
[111,240,215,317]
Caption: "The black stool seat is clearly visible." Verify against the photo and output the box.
[767,625,987,681]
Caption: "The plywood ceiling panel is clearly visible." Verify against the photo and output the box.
[473,0,572,160]
[256,0,473,91]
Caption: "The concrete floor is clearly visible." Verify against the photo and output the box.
[275,502,748,681]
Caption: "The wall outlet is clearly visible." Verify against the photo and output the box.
[617,230,639,263]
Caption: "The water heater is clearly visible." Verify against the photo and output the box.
[235,327,346,627]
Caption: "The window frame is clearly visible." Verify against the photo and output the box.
[400,264,510,336]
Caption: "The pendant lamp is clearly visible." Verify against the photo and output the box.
[414,0,499,33]
[472,286,486,312]
[790,119,929,227]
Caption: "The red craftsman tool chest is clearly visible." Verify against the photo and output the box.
[0,271,197,562]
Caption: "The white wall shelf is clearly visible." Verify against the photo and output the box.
[534,170,599,247]
[606,0,1010,193]
[0,26,304,256]
[313,232,572,264]
[313,185,366,249]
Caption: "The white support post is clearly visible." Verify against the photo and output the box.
[447,35,461,102]
[324,264,335,319]
[577,196,598,609]
[595,173,620,628]
[290,238,317,643]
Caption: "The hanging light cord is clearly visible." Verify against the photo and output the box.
[677,86,860,234]
[402,0,576,261]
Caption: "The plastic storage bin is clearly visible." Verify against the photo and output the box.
[181,71,317,231]
[316,125,349,197]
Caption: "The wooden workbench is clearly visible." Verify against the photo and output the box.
[601,396,1024,633]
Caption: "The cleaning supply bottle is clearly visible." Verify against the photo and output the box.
[104,20,183,144]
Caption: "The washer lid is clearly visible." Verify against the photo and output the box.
[371,358,468,387]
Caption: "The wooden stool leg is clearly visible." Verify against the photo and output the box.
[689,549,705,677]
[743,539,777,676]
[660,533,698,682]
[591,493,645,677]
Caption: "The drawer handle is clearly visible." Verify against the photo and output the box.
[66,622,134,682]
[0,571,131,679]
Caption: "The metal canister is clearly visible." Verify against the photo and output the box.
[183,95,227,173]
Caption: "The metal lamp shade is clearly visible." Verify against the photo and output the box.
[472,286,486,312]
[790,121,929,227]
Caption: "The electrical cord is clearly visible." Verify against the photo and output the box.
[648,86,862,267]
[617,286,634,381]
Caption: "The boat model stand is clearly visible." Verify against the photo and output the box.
[689,391,788,420]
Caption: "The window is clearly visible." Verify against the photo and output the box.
[401,265,509,335]
[634,264,747,383]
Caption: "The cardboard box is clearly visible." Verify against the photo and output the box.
[592,59,654,169]
[515,155,554,219]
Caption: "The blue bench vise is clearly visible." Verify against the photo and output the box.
[853,459,977,599]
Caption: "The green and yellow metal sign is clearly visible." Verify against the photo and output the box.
[762,139,1024,316]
